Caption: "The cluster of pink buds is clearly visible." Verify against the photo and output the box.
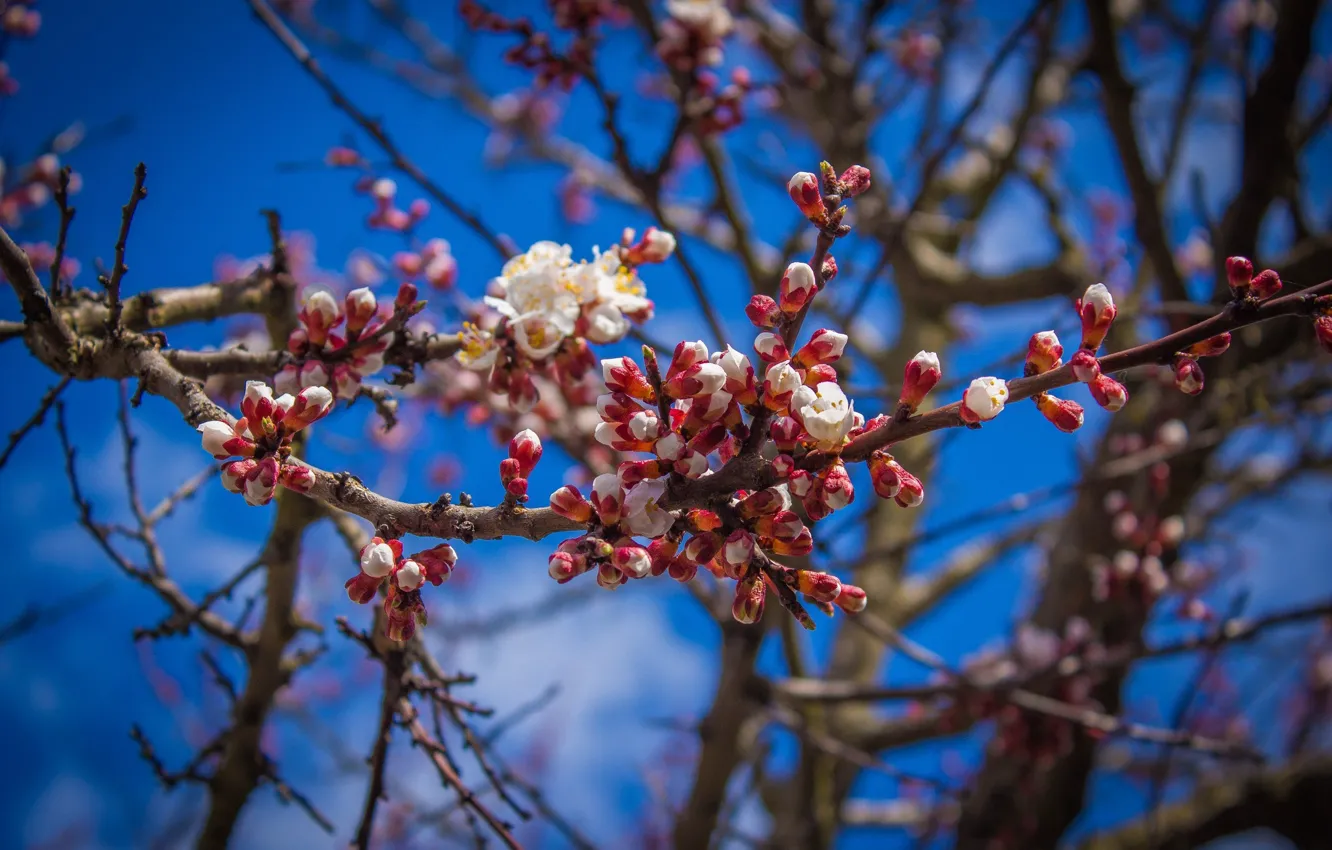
[14,241,80,287]
[786,162,869,232]
[360,177,429,232]
[499,429,543,501]
[393,238,458,291]
[1090,483,1191,611]
[344,537,458,641]
[2,2,40,38]
[691,66,752,135]
[460,0,594,91]
[197,381,333,505]
[276,285,420,400]
[1,152,81,227]
[658,0,733,71]
[454,235,670,412]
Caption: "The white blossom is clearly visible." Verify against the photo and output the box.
[963,377,1009,421]
[360,541,397,578]
[797,382,856,449]
[622,478,675,537]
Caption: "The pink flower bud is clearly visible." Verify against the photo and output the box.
[787,171,824,219]
[498,457,522,487]
[722,529,756,575]
[1186,332,1230,358]
[243,455,280,506]
[198,420,254,460]
[779,262,817,315]
[395,558,425,591]
[1077,283,1117,351]
[746,294,781,328]
[664,362,727,399]
[732,574,766,624]
[221,459,255,494]
[549,485,593,522]
[899,350,941,411]
[278,463,315,493]
[1070,349,1101,384]
[408,198,430,220]
[769,416,802,452]
[344,287,378,334]
[613,545,653,579]
[736,487,788,519]
[1036,393,1085,433]
[793,328,848,367]
[834,583,868,613]
[508,428,543,475]
[1250,268,1281,299]
[360,537,401,578]
[684,532,722,567]
[798,570,842,603]
[822,464,855,512]
[822,255,839,282]
[894,470,924,508]
[837,164,872,197]
[1173,355,1204,395]
[548,551,584,583]
[666,339,710,382]
[597,562,626,590]
[395,281,419,312]
[370,178,397,201]
[754,332,790,364]
[274,364,301,396]
[868,450,902,499]
[1315,315,1332,354]
[1089,374,1129,411]
[284,386,335,432]
[344,571,382,604]
[300,290,342,346]
[601,357,657,402]
[1226,256,1253,297]
[772,454,796,478]
[591,473,624,526]
[1026,331,1063,375]
[625,227,677,264]
[414,544,457,585]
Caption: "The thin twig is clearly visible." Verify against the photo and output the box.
[0,376,70,473]
[103,163,149,333]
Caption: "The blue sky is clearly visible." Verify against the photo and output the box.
[2,2,1330,848]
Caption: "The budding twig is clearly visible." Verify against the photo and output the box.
[104,163,149,334]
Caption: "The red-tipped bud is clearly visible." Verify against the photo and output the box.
[613,545,653,579]
[1251,268,1282,299]
[508,428,543,475]
[415,544,457,586]
[793,328,848,368]
[591,473,624,526]
[1173,355,1205,395]
[663,362,727,399]
[899,350,941,411]
[1077,283,1117,351]
[395,281,419,312]
[1070,349,1101,384]
[779,262,817,315]
[344,571,382,604]
[344,287,378,335]
[278,464,315,494]
[732,573,766,624]
[746,294,781,328]
[1226,256,1253,296]
[834,584,868,613]
[868,450,902,499]
[787,171,825,219]
[1026,331,1063,375]
[1035,393,1085,433]
[1089,374,1129,411]
[1186,333,1231,358]
[754,332,790,364]
[821,463,855,512]
[769,416,803,452]
[722,529,756,577]
[548,550,585,583]
[822,255,839,282]
[737,487,789,519]
[1315,315,1332,354]
[837,164,872,197]
[666,339,710,382]
[893,471,924,508]
[798,570,842,603]
[601,357,657,402]
[803,363,838,386]
[550,485,594,522]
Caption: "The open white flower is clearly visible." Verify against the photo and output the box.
[486,241,580,352]
[797,382,856,449]
[622,478,675,538]
[455,323,498,371]
[963,377,1009,421]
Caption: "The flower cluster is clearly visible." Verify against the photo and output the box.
[1,151,81,228]
[393,238,458,291]
[197,381,334,505]
[454,232,671,411]
[363,177,430,232]
[499,428,543,501]
[344,537,458,641]
[658,0,733,71]
[275,285,420,401]
[0,1,40,97]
